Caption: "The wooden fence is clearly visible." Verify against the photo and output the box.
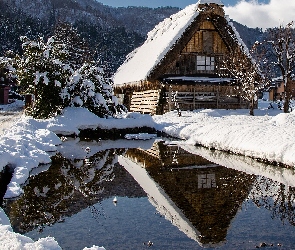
[130,89,160,115]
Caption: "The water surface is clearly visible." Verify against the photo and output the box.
[3,138,295,249]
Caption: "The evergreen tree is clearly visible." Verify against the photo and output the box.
[17,36,72,118]
[61,63,122,118]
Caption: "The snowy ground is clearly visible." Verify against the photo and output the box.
[153,101,295,167]
[0,99,294,249]
[0,100,24,136]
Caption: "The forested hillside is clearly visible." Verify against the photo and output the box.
[0,0,263,74]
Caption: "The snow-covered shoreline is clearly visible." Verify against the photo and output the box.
[1,100,295,249]
[153,107,295,168]
[1,100,294,199]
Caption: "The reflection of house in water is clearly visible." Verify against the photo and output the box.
[122,141,255,246]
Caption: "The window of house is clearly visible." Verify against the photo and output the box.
[196,56,215,71]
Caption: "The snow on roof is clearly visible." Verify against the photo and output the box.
[113,3,201,86]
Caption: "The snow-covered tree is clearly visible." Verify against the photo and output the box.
[61,63,122,118]
[53,22,125,117]
[258,22,295,113]
[17,27,125,119]
[0,52,16,85]
[221,48,261,116]
[17,36,73,118]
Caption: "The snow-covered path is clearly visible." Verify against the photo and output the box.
[0,101,24,136]
[0,111,23,136]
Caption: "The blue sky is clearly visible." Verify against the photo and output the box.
[97,0,269,8]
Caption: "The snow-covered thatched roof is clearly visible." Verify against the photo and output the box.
[113,3,201,86]
[113,0,230,86]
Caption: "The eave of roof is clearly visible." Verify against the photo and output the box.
[162,76,237,86]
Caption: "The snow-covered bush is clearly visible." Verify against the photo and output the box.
[61,63,124,118]
[0,53,16,84]
[17,36,73,118]
[16,28,125,119]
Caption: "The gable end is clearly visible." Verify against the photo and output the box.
[147,11,241,81]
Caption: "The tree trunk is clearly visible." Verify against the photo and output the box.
[284,93,290,113]
[249,98,254,116]
[249,106,254,116]
[284,78,292,113]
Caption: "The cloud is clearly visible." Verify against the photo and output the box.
[224,0,295,29]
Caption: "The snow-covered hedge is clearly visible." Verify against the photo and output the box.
[17,34,124,119]
[61,63,124,118]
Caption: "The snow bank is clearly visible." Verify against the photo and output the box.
[0,107,156,199]
[47,107,102,135]
[2,102,294,199]
[47,108,156,135]
[0,207,61,250]
[153,106,295,167]
[0,115,61,198]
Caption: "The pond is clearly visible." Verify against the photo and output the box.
[2,137,295,250]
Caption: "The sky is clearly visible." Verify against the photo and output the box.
[97,0,295,30]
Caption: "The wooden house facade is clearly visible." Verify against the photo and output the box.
[264,77,295,102]
[0,67,11,105]
[113,0,259,114]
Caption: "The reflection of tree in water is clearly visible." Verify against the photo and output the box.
[249,176,295,226]
[6,148,125,234]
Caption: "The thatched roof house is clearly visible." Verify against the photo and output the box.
[113,0,257,114]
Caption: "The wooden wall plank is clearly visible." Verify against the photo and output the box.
[130,89,160,115]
